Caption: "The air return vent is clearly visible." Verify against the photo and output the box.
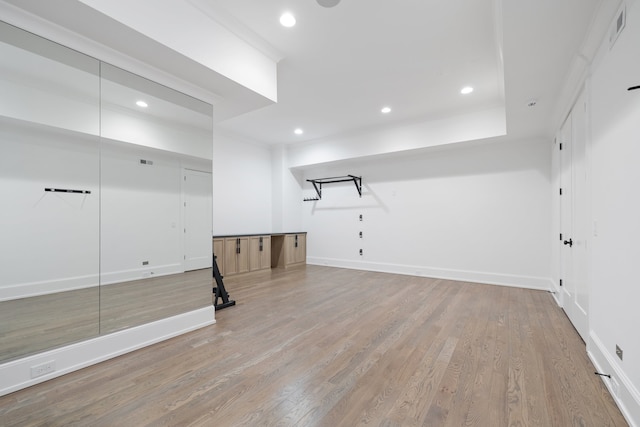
[609,4,626,48]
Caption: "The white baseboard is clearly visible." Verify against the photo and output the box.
[548,278,563,306]
[0,263,185,302]
[99,263,183,285]
[0,306,215,397]
[0,274,98,302]
[307,257,553,290]
[589,332,640,427]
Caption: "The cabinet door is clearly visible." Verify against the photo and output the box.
[224,237,249,275]
[285,235,297,265]
[249,236,261,271]
[260,236,271,269]
[249,236,271,271]
[295,234,306,264]
[237,237,249,274]
[224,238,239,275]
[212,238,224,275]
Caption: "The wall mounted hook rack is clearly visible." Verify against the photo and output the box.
[304,175,362,201]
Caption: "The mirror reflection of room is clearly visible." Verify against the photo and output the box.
[0,21,213,363]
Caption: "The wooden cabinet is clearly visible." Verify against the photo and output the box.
[223,237,249,275]
[272,233,306,269]
[213,234,281,277]
[249,235,271,271]
[212,238,225,275]
[285,233,306,266]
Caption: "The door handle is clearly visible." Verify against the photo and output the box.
[563,238,573,247]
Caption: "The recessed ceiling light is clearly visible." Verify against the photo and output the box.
[280,12,296,27]
[136,100,148,108]
[460,86,474,95]
[381,107,391,114]
[294,128,304,135]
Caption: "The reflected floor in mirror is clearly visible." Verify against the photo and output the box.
[0,287,100,363]
[0,269,213,363]
[0,266,628,426]
[100,269,213,334]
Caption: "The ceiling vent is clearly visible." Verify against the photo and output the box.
[317,0,341,7]
[609,4,626,49]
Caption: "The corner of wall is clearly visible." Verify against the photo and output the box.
[589,332,640,427]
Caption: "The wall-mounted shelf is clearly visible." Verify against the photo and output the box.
[304,175,362,201]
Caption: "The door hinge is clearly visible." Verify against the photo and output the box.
[559,188,563,195]
[559,143,563,150]
[560,279,563,287]
[560,233,563,241]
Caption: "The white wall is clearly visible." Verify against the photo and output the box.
[301,137,552,289]
[0,22,100,136]
[0,120,100,301]
[212,131,272,235]
[0,123,212,299]
[586,1,640,423]
[288,106,506,168]
[100,142,184,283]
[78,0,279,102]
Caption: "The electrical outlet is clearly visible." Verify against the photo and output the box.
[616,345,623,361]
[31,360,56,378]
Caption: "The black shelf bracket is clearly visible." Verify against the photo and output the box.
[45,188,91,194]
[304,175,362,201]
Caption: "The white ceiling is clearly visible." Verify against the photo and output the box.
[1,0,606,147]
[209,0,504,144]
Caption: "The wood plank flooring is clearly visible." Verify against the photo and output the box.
[0,266,628,426]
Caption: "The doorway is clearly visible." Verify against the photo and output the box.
[559,89,589,343]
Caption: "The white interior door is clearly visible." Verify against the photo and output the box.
[560,90,589,343]
[184,169,212,271]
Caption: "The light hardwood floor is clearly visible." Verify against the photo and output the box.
[0,266,628,426]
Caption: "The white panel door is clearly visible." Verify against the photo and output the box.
[184,169,212,271]
[560,90,589,343]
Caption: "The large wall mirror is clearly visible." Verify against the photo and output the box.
[0,21,213,363]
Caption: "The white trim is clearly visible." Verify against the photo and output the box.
[0,274,98,302]
[548,278,563,307]
[99,263,183,285]
[307,257,552,290]
[0,306,215,397]
[589,332,640,427]
[0,0,222,106]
